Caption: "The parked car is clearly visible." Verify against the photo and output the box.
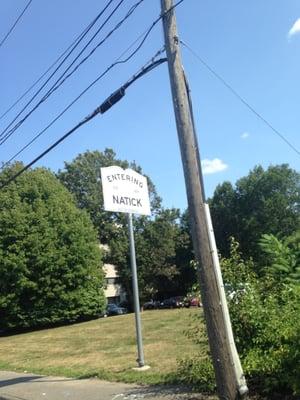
[183,296,202,307]
[106,303,127,316]
[159,296,185,309]
[143,300,160,310]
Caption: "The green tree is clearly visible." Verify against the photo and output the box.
[258,233,300,284]
[135,208,181,301]
[0,163,106,330]
[109,208,191,304]
[220,239,300,395]
[57,148,177,303]
[209,164,300,259]
[207,181,236,257]
[178,238,300,396]
[174,209,197,294]
[57,149,197,304]
[57,148,161,244]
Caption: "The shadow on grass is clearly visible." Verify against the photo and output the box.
[0,315,104,338]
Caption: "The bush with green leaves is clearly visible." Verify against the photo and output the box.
[177,355,216,393]
[221,239,300,395]
[0,164,106,330]
[177,238,300,397]
[176,306,216,394]
[258,233,300,284]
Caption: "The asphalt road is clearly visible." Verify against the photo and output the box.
[0,371,216,400]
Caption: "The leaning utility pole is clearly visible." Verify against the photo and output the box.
[161,1,244,399]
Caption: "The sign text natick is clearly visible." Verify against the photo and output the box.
[100,166,151,216]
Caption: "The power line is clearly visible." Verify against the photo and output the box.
[0,0,149,146]
[0,0,185,169]
[0,0,147,146]
[180,40,300,157]
[1,0,184,146]
[0,0,118,140]
[47,0,145,97]
[0,47,166,171]
[0,0,33,49]
[0,0,117,122]
[0,0,122,145]
[0,52,167,189]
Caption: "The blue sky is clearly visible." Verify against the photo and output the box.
[1,0,299,211]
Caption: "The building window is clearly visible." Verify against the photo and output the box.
[107,296,120,304]
[105,277,121,285]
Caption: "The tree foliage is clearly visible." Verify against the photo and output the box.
[135,208,181,301]
[221,239,300,395]
[258,233,300,284]
[174,209,196,295]
[0,164,106,330]
[109,208,196,304]
[57,148,161,244]
[178,238,300,396]
[58,149,194,304]
[209,164,300,259]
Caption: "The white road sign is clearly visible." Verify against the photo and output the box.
[100,166,151,216]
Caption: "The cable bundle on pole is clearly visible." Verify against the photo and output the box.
[0,0,185,177]
[0,50,167,189]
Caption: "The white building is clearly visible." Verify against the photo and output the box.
[100,244,127,304]
[103,263,127,304]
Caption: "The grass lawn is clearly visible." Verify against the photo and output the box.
[0,308,207,385]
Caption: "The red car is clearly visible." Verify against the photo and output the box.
[184,296,202,307]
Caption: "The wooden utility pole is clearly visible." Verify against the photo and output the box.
[161,1,241,399]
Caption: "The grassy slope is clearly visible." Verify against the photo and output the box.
[0,308,207,385]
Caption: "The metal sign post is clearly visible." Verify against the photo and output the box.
[101,166,150,369]
[127,212,145,367]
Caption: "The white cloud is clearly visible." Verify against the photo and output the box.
[201,158,228,175]
[241,132,249,139]
[288,18,300,38]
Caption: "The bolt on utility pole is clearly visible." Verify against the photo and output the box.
[161,1,246,399]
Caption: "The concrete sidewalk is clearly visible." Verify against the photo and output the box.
[0,371,212,400]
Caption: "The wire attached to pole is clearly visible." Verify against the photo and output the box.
[98,47,166,113]
[0,0,185,170]
[180,39,300,157]
[0,52,167,190]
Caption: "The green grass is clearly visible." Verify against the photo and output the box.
[0,308,207,385]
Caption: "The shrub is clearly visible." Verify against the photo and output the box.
[177,355,216,393]
[222,239,300,396]
[0,164,106,331]
[177,238,300,397]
